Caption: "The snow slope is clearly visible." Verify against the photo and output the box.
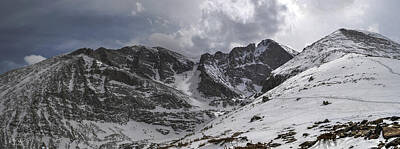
[174,53,400,149]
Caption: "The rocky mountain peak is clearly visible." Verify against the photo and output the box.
[197,39,295,102]
[257,39,299,56]
[256,38,276,47]
[230,43,256,55]
[69,48,94,56]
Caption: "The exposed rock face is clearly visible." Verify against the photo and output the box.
[197,39,295,100]
[0,46,212,148]
[71,46,195,84]
[261,74,290,93]
[262,28,400,92]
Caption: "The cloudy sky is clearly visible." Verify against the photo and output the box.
[1,0,400,73]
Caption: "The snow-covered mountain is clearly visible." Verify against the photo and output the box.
[0,46,217,148]
[262,28,400,92]
[0,39,294,148]
[164,29,400,149]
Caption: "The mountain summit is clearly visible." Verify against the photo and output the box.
[262,28,400,92]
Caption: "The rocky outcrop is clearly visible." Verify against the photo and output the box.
[261,74,290,92]
[197,39,295,100]
[298,117,400,149]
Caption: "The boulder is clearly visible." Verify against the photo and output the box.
[250,115,262,122]
[383,127,400,139]
[322,101,331,106]
[299,141,317,149]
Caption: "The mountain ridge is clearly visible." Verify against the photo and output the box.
[0,38,294,148]
[2,28,399,148]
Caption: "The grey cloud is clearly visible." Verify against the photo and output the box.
[191,0,287,53]
[301,0,355,13]
[148,0,287,57]
[148,33,182,51]
[2,0,400,74]
[140,0,203,25]
[360,0,400,41]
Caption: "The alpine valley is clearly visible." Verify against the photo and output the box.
[1,28,400,149]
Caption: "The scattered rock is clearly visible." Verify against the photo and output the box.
[156,129,170,135]
[250,115,262,122]
[385,138,400,148]
[262,96,271,102]
[307,124,319,129]
[208,137,235,145]
[308,76,314,82]
[235,142,269,149]
[299,141,316,149]
[369,118,383,125]
[317,133,336,141]
[301,117,400,149]
[322,101,331,106]
[377,141,385,148]
[308,119,331,130]
[177,142,189,147]
[361,120,368,124]
[367,124,382,139]
[275,129,297,143]
[231,132,245,138]
[390,116,400,121]
[315,119,330,125]
[269,143,281,147]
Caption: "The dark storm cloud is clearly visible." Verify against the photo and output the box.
[0,0,172,73]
